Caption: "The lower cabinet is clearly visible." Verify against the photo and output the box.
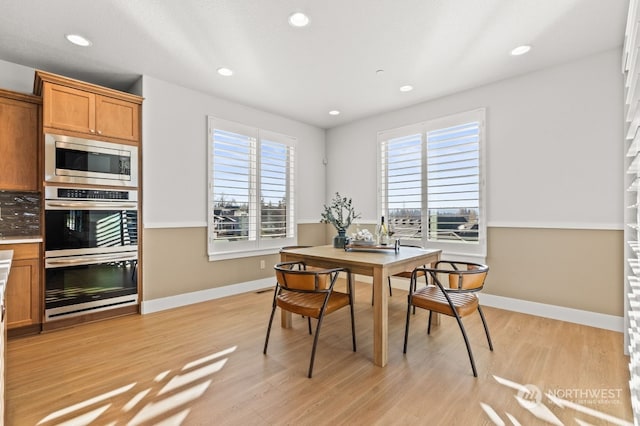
[4,243,41,332]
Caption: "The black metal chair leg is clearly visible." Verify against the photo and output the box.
[411,276,422,315]
[348,276,357,352]
[427,311,433,334]
[307,317,312,335]
[478,306,493,351]
[263,305,276,354]
[308,315,326,378]
[453,313,478,377]
[403,295,412,353]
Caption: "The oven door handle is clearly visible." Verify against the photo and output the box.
[46,201,138,209]
[46,253,138,266]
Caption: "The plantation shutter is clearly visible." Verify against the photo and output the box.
[259,131,296,242]
[426,121,480,243]
[210,125,257,244]
[378,108,486,258]
[381,132,424,240]
[208,117,296,260]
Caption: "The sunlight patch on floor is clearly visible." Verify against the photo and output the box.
[36,346,238,425]
[128,381,211,426]
[483,375,632,426]
[122,389,151,412]
[480,402,505,425]
[56,405,111,426]
[546,393,632,426]
[159,359,228,396]
[37,383,136,424]
[182,345,237,370]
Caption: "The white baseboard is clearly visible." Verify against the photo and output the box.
[388,276,623,331]
[140,277,274,314]
[479,293,624,332]
[141,277,623,333]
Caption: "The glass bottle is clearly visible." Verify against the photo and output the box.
[379,216,389,245]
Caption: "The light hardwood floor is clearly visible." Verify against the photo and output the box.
[6,281,633,425]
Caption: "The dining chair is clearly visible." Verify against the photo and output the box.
[372,242,427,306]
[403,261,492,377]
[279,245,315,333]
[386,242,429,296]
[263,261,357,378]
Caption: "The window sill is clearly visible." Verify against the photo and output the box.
[208,247,280,261]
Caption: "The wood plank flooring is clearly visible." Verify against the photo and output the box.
[5,280,633,425]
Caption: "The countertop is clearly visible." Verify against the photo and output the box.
[0,236,42,245]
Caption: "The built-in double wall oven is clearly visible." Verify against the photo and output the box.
[44,134,140,321]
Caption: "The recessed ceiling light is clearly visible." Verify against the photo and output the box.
[329,110,340,116]
[510,45,531,56]
[399,85,413,92]
[65,34,92,47]
[288,12,310,27]
[217,67,234,77]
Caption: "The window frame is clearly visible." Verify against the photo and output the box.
[207,116,297,261]
[377,108,486,258]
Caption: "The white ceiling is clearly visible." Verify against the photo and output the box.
[0,0,630,129]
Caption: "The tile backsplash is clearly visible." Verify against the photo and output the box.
[0,191,40,237]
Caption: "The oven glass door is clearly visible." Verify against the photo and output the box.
[56,141,131,179]
[45,256,138,315]
[45,208,138,255]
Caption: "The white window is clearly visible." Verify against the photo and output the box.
[378,108,486,258]
[207,117,296,260]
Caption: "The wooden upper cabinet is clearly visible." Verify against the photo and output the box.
[35,71,142,143]
[0,89,40,191]
[42,83,95,135]
[95,94,140,142]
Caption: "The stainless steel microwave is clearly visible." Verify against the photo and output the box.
[45,133,138,187]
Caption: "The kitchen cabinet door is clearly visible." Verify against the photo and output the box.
[95,95,140,142]
[6,258,40,329]
[0,90,40,191]
[42,82,96,135]
[4,243,41,330]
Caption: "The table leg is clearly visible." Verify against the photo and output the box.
[279,252,292,328]
[372,267,388,367]
[280,310,292,328]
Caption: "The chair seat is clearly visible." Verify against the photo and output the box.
[411,286,479,317]
[277,291,351,319]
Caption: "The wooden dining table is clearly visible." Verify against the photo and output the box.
[279,244,441,367]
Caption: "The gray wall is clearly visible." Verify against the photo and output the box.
[325,49,624,317]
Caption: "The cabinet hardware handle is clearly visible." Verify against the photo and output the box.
[46,202,137,209]
[47,254,137,265]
